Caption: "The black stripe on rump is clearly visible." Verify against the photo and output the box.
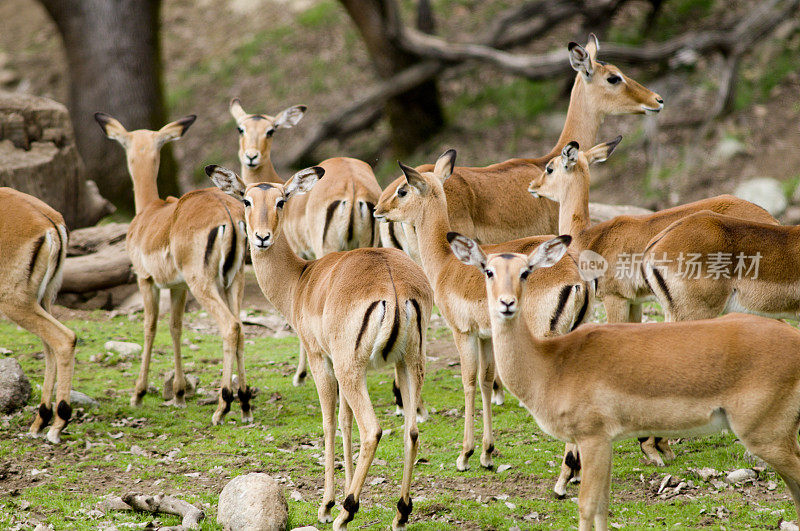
[28,235,45,277]
[570,286,589,331]
[549,285,573,333]
[204,226,219,267]
[355,300,382,351]
[323,200,341,246]
[382,301,401,360]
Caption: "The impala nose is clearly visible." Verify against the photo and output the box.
[498,297,517,318]
[253,232,272,249]
[244,152,260,167]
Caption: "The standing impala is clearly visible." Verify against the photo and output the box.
[374,150,591,474]
[0,189,75,444]
[642,210,800,322]
[231,99,382,386]
[527,138,778,472]
[207,164,432,531]
[96,113,249,425]
[451,233,800,531]
[380,34,664,253]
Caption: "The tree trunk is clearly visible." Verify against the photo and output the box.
[38,0,179,213]
[339,0,444,156]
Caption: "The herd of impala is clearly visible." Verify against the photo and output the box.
[7,34,800,530]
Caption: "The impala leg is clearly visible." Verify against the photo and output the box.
[293,345,308,387]
[132,277,159,406]
[478,338,495,469]
[638,437,666,467]
[192,284,241,425]
[627,302,642,323]
[168,287,188,407]
[5,302,75,444]
[453,331,480,471]
[554,443,581,499]
[576,438,612,531]
[603,295,629,324]
[339,390,354,490]
[225,271,251,422]
[309,353,338,524]
[740,433,800,524]
[393,361,421,530]
[333,370,381,530]
[492,372,505,406]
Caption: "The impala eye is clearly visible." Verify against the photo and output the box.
[237,126,244,135]
[276,199,285,209]
[397,187,407,198]
[546,164,554,174]
[266,129,275,138]
[486,270,494,279]
[607,75,622,85]
[520,270,530,280]
[242,198,251,207]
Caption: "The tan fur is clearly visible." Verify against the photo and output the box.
[0,188,75,444]
[96,113,248,425]
[451,234,800,531]
[375,151,592,474]
[208,165,433,531]
[528,139,778,482]
[379,35,663,254]
[643,211,800,321]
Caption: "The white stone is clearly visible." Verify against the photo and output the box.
[733,178,787,216]
[218,473,288,531]
[104,341,142,357]
[725,468,757,484]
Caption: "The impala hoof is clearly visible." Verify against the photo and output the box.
[292,371,307,387]
[130,390,145,407]
[241,412,254,424]
[211,412,224,426]
[480,454,494,469]
[45,428,61,444]
[456,454,471,471]
[318,500,335,523]
[164,397,186,408]
[491,388,505,406]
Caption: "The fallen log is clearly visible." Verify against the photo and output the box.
[60,239,134,293]
[98,493,204,530]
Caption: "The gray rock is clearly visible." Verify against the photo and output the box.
[69,390,98,407]
[104,341,142,357]
[725,468,757,484]
[162,371,199,400]
[712,136,746,163]
[733,178,788,216]
[694,467,720,481]
[218,473,288,531]
[0,358,31,414]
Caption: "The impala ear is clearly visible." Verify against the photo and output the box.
[585,135,622,165]
[447,232,487,273]
[273,105,307,129]
[398,161,429,194]
[568,41,594,80]
[157,115,196,146]
[94,112,130,147]
[528,235,571,270]
[284,166,324,199]
[433,149,456,182]
[585,33,599,61]
[230,98,247,121]
[561,141,580,169]
[206,165,246,200]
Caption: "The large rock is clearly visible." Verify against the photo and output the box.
[733,177,788,217]
[0,91,113,228]
[218,473,288,531]
[0,358,31,414]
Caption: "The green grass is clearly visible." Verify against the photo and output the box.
[297,1,340,29]
[448,78,560,130]
[0,307,796,529]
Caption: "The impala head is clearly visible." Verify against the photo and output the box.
[206,164,324,250]
[569,34,664,116]
[230,98,307,169]
[94,112,196,176]
[528,136,621,202]
[374,149,456,223]
[449,233,572,321]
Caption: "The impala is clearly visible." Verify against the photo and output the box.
[643,210,800,322]
[380,34,663,254]
[96,113,249,425]
[451,232,800,531]
[374,149,591,474]
[207,164,432,531]
[231,99,382,387]
[0,189,75,443]
[527,138,777,475]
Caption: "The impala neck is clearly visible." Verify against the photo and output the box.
[542,76,604,162]
[412,197,457,288]
[241,157,283,185]
[250,228,307,320]
[490,312,550,411]
[128,156,161,214]
[558,181,591,242]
